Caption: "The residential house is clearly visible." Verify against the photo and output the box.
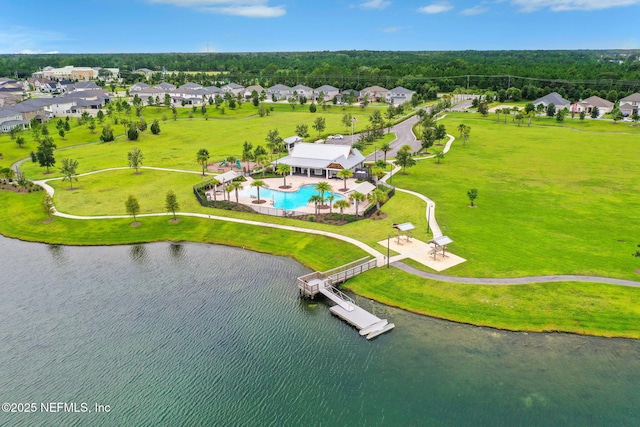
[291,84,313,100]
[131,82,151,92]
[34,65,98,81]
[533,92,571,111]
[243,85,265,99]
[360,85,388,102]
[221,83,245,96]
[73,81,102,91]
[574,96,614,116]
[337,89,360,104]
[619,93,640,117]
[133,68,154,79]
[313,85,340,101]
[0,107,29,133]
[266,84,292,101]
[386,86,415,105]
[274,143,365,179]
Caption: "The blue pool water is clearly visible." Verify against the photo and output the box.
[241,184,344,210]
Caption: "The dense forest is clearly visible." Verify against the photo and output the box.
[2,50,640,99]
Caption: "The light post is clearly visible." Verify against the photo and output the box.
[427,203,432,234]
[387,234,390,269]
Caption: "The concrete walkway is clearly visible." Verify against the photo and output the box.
[393,262,640,288]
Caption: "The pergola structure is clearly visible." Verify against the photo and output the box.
[428,235,453,260]
[393,222,415,244]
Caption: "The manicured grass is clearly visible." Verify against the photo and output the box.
[345,268,640,339]
[0,191,366,272]
[393,112,640,280]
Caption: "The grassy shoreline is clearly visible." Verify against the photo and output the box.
[2,190,639,339]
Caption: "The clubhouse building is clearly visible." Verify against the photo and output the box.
[274,143,365,179]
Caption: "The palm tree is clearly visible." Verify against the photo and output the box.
[349,191,366,217]
[337,168,353,191]
[463,126,471,146]
[256,155,270,177]
[334,198,351,221]
[380,142,391,163]
[495,109,500,123]
[327,195,335,214]
[230,181,243,204]
[225,185,233,202]
[276,163,291,188]
[251,179,265,203]
[197,148,210,176]
[314,181,331,207]
[368,188,388,213]
[309,194,322,215]
[209,178,220,202]
[457,123,466,140]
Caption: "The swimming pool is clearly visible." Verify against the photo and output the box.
[241,184,344,210]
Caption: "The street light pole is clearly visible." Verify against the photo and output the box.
[387,234,390,269]
[427,203,431,234]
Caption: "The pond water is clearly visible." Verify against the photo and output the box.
[240,184,344,210]
[0,235,638,426]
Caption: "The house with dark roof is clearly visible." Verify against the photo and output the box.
[386,87,415,105]
[221,83,245,96]
[131,82,150,92]
[266,84,292,101]
[533,92,571,111]
[274,143,365,179]
[155,82,176,91]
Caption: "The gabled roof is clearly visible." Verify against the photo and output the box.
[361,85,388,93]
[244,85,264,93]
[267,84,291,91]
[346,181,376,196]
[224,83,244,89]
[579,96,613,108]
[534,92,570,106]
[131,82,150,90]
[315,85,339,92]
[388,86,414,94]
[292,84,312,91]
[155,82,176,90]
[74,81,101,89]
[204,86,223,94]
[620,93,640,103]
[275,143,365,170]
[179,82,202,90]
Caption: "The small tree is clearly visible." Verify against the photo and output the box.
[435,150,445,164]
[337,168,353,191]
[467,188,478,207]
[165,190,179,220]
[334,198,351,221]
[127,124,139,141]
[276,163,291,188]
[36,137,56,173]
[197,148,210,176]
[42,193,55,218]
[125,195,140,222]
[396,146,416,174]
[59,158,79,189]
[150,119,161,134]
[16,136,26,148]
[100,124,114,142]
[349,191,366,217]
[590,106,600,119]
[128,147,144,173]
[312,116,326,136]
[251,179,265,203]
[295,124,310,139]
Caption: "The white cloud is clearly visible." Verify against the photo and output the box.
[360,0,391,10]
[418,2,453,14]
[511,0,640,12]
[148,0,286,17]
[0,26,69,54]
[460,5,489,15]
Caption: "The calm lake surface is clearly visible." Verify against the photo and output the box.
[1,235,638,426]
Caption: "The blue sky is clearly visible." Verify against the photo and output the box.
[1,0,639,53]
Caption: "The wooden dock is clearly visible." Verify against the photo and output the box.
[297,258,394,339]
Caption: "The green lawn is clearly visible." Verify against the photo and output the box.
[395,112,640,280]
[0,190,366,272]
[345,268,640,339]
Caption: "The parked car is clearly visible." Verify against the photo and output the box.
[330,134,344,140]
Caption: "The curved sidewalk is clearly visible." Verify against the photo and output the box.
[393,262,640,288]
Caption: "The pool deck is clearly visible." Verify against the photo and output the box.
[206,175,369,215]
